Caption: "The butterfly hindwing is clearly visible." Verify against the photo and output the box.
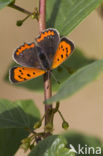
[14,43,42,69]
[52,37,74,69]
[36,28,60,67]
[9,67,45,83]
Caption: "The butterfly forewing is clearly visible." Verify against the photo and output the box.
[36,28,60,67]
[52,37,74,69]
[14,43,42,69]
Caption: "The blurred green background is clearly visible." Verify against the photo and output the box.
[0,0,103,155]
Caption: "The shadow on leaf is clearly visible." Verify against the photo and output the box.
[0,99,40,156]
[46,0,62,28]
[0,128,28,156]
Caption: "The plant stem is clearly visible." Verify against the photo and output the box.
[44,72,52,126]
[22,14,32,22]
[9,4,32,15]
[39,0,52,134]
[58,110,65,122]
[39,0,46,31]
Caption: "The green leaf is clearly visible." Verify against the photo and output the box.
[45,60,103,104]
[46,0,103,36]
[0,99,40,156]
[0,128,29,156]
[0,0,15,10]
[29,135,75,156]
[4,48,95,92]
[0,99,40,129]
[63,131,103,156]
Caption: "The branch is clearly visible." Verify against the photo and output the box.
[39,0,53,135]
[8,4,32,15]
[39,0,46,31]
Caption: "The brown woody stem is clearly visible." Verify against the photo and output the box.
[39,0,52,135]
[39,0,46,31]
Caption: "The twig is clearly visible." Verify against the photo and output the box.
[58,110,65,122]
[8,4,32,15]
[39,0,53,135]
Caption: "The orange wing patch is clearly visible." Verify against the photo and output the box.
[16,43,35,56]
[10,67,45,83]
[52,38,74,69]
[36,30,55,42]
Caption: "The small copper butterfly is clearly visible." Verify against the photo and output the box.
[9,28,75,83]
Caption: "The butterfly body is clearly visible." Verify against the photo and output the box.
[36,46,51,70]
[10,28,74,83]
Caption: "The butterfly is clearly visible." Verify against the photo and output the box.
[9,28,75,83]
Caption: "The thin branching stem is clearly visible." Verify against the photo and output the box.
[58,110,65,122]
[9,4,32,15]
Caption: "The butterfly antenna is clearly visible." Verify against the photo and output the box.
[50,71,60,84]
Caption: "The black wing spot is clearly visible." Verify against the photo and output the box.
[21,72,23,75]
[61,54,63,58]
[57,58,59,61]
[61,45,63,48]
[24,78,27,80]
[66,47,68,52]
[19,70,22,72]
[27,74,31,77]
[62,49,64,51]
[66,54,68,57]
[18,75,22,79]
[33,72,35,75]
